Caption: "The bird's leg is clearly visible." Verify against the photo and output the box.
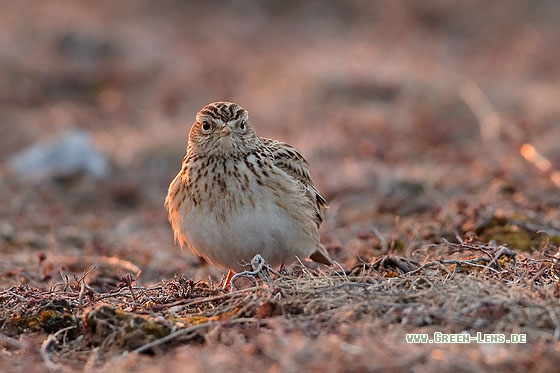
[222,270,235,290]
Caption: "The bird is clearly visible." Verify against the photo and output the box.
[165,101,332,280]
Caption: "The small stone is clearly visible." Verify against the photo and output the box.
[0,221,14,239]
[7,129,109,183]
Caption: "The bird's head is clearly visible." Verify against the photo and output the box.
[187,102,257,157]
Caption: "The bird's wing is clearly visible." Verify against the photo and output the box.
[260,137,328,210]
[260,138,332,265]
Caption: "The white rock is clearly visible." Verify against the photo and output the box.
[7,129,109,182]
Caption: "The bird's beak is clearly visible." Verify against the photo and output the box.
[219,126,231,137]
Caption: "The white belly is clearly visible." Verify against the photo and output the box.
[181,196,316,271]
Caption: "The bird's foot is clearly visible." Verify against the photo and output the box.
[230,254,276,290]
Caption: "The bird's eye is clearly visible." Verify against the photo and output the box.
[240,120,246,130]
[202,121,211,132]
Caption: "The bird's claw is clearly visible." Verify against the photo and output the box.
[230,254,275,290]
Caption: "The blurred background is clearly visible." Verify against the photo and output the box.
[1,0,559,285]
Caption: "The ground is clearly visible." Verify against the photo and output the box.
[1,1,560,371]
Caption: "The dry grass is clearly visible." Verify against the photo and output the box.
[2,238,560,371]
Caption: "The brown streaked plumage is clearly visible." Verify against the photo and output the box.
[165,101,331,273]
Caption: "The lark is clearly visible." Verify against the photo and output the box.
[165,102,332,277]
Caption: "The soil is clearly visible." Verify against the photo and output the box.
[2,1,560,372]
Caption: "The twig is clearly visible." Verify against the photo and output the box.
[459,81,501,142]
[132,317,264,354]
[77,268,96,313]
[77,280,87,314]
[441,238,493,258]
[56,269,72,293]
[487,245,517,269]
[40,336,59,371]
[0,332,27,350]
[404,257,500,277]
[371,227,388,253]
[39,326,77,371]
[294,256,315,278]
[5,291,28,302]
[120,274,139,307]
[440,258,499,273]
[155,287,252,310]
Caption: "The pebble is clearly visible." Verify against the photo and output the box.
[7,129,109,182]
